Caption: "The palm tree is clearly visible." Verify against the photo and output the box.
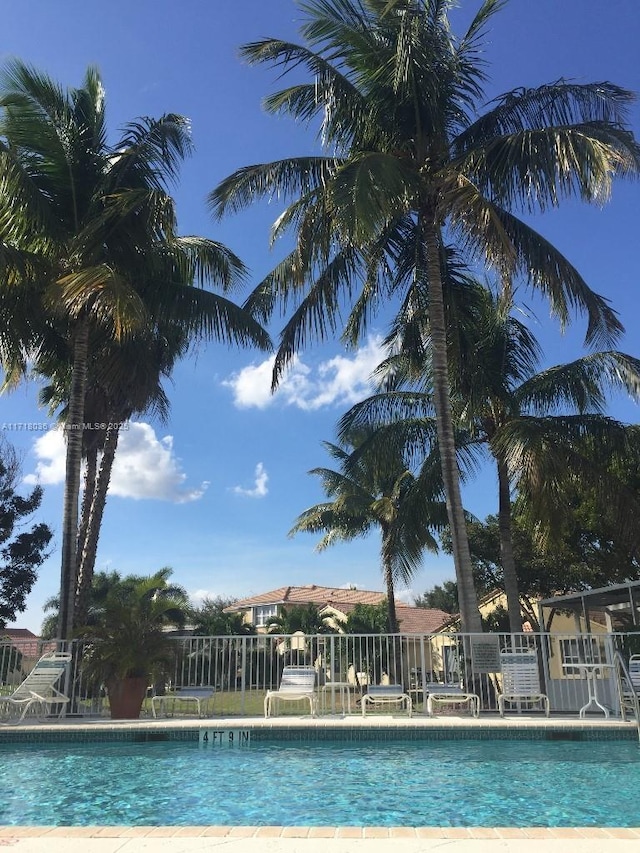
[210,0,640,631]
[77,568,190,719]
[342,285,640,631]
[289,429,447,634]
[266,603,334,635]
[0,61,270,638]
[74,324,190,628]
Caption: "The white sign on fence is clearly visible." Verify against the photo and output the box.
[470,636,501,673]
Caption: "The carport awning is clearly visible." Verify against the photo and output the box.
[538,580,640,629]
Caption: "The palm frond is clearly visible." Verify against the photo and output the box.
[517,352,640,415]
[449,190,624,347]
[51,266,149,340]
[209,157,339,218]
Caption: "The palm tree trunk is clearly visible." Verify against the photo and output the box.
[57,318,89,641]
[74,422,120,629]
[381,537,403,684]
[423,216,482,634]
[77,445,97,562]
[381,547,399,634]
[497,457,523,633]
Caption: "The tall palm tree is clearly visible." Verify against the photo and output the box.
[75,324,191,628]
[0,62,270,638]
[289,430,447,634]
[342,285,640,632]
[210,0,640,631]
[37,322,188,628]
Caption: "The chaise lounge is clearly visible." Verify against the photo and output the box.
[498,649,550,717]
[151,685,215,718]
[264,665,317,717]
[361,684,412,717]
[0,651,72,723]
[426,683,479,718]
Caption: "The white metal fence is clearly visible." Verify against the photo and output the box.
[1,630,638,717]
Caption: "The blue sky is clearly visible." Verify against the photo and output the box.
[2,0,640,633]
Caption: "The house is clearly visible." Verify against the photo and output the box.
[1,628,46,657]
[224,584,451,688]
[0,628,55,686]
[224,584,450,633]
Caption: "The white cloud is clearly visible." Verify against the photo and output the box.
[23,422,207,504]
[232,462,269,498]
[23,427,66,486]
[189,589,221,608]
[396,588,415,605]
[223,335,385,411]
[110,423,207,503]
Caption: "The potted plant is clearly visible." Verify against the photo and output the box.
[77,569,189,719]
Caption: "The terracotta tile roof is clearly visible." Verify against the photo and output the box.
[226,585,386,611]
[396,605,450,633]
[226,585,450,632]
[1,628,38,640]
[0,628,55,659]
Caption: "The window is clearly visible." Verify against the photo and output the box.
[254,604,279,627]
[560,638,601,675]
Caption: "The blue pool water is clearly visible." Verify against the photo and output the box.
[0,738,638,827]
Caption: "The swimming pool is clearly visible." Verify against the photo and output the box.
[1,737,639,827]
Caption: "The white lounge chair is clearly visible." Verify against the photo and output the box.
[427,683,479,718]
[618,654,640,720]
[0,651,72,723]
[498,649,549,717]
[151,686,215,718]
[264,665,317,717]
[361,684,412,717]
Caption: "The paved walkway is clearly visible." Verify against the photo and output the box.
[1,827,639,853]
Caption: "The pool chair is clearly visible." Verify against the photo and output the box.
[498,649,550,717]
[361,684,412,717]
[264,665,317,717]
[151,685,215,718]
[0,651,72,724]
[426,684,479,718]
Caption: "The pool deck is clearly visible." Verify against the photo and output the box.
[1,713,639,852]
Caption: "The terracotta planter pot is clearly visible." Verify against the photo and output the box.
[107,676,148,719]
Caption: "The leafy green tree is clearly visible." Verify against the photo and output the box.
[41,567,187,638]
[0,439,52,626]
[414,582,459,615]
[191,596,256,636]
[290,429,446,633]
[454,498,640,631]
[342,601,389,633]
[211,0,640,631]
[0,61,270,640]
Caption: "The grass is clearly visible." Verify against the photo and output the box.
[143,688,425,719]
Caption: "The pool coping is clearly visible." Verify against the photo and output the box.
[1,711,638,741]
[0,825,639,840]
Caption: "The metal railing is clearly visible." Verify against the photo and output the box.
[2,630,639,718]
[613,650,640,739]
